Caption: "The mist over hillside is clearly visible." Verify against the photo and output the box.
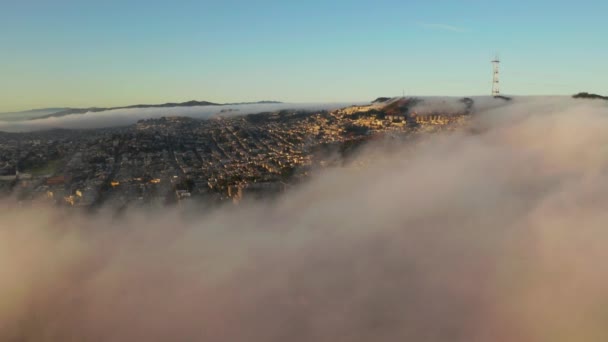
[0,96,578,133]
[0,101,285,122]
[2,98,608,341]
[0,102,362,132]
[0,108,68,122]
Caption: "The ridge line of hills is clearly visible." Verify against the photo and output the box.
[1,100,283,121]
[3,92,606,122]
[34,100,283,120]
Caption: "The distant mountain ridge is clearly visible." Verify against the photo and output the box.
[29,100,283,120]
[0,108,69,121]
[1,108,67,115]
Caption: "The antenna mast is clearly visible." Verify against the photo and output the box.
[491,56,500,97]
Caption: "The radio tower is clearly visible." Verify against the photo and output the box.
[491,56,500,97]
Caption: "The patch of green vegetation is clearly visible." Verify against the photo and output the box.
[25,159,63,176]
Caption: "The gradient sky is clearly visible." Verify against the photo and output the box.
[1,0,607,112]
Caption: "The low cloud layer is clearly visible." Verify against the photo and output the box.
[2,98,608,341]
[0,103,360,132]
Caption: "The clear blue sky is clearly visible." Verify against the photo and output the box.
[1,0,606,111]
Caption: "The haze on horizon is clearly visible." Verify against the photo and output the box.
[2,0,607,112]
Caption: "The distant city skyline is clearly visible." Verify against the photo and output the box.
[1,0,607,112]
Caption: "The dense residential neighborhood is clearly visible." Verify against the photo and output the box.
[0,100,470,209]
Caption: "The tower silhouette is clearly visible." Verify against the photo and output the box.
[491,56,500,97]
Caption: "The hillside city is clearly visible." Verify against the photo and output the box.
[0,98,471,209]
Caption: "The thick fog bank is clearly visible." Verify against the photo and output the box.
[2,98,608,341]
